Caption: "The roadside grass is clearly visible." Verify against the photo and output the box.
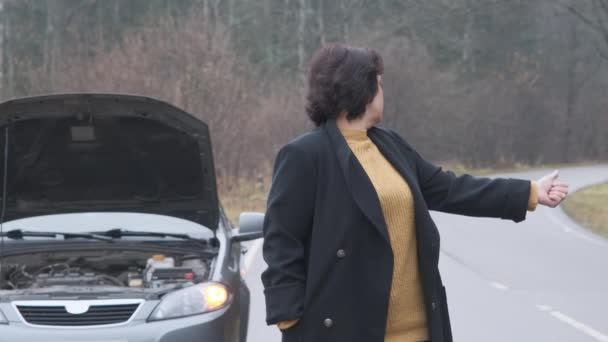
[218,174,271,226]
[562,182,608,239]
[441,160,603,177]
[218,161,604,225]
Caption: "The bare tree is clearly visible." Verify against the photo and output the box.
[316,0,325,46]
[0,1,4,96]
[2,0,607,170]
[0,0,14,99]
[297,0,307,81]
[560,0,608,60]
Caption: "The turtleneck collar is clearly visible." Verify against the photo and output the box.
[339,127,369,142]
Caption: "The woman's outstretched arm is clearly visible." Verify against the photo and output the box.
[415,153,532,222]
[388,130,567,221]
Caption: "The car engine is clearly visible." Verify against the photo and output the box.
[0,249,210,291]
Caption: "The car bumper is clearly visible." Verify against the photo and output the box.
[0,303,240,342]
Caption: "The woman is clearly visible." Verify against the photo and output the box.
[261,44,569,342]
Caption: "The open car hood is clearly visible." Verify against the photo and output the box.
[0,94,219,230]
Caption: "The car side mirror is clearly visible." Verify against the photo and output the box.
[231,212,264,243]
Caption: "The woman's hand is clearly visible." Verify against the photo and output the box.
[536,170,569,208]
[277,319,300,330]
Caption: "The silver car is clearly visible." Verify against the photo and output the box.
[0,94,263,341]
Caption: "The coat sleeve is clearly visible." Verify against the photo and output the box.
[261,143,316,325]
[388,130,531,222]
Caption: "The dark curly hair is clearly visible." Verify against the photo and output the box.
[305,44,384,127]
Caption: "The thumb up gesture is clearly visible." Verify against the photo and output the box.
[536,170,569,208]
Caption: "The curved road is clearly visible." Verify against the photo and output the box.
[242,164,608,342]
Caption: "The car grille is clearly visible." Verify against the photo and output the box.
[16,302,141,327]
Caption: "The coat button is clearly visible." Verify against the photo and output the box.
[336,249,346,258]
[431,301,437,310]
[323,318,334,328]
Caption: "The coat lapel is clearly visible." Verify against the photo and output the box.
[323,119,391,245]
[368,126,438,259]
[367,127,420,200]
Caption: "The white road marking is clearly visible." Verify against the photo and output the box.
[545,211,573,233]
[569,230,604,246]
[536,304,608,342]
[242,239,264,275]
[490,281,509,291]
[544,211,604,246]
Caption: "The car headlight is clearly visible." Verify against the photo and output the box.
[0,309,7,324]
[148,282,231,321]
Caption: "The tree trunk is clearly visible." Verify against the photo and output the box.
[462,0,476,73]
[0,1,4,98]
[564,18,580,163]
[340,0,349,42]
[317,0,325,46]
[45,0,64,91]
[297,0,307,81]
[202,0,209,19]
[227,0,234,28]
[212,0,221,21]
[96,1,105,49]
[2,1,13,99]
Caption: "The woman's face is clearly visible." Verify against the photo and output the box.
[366,74,384,125]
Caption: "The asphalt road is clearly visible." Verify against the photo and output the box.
[242,164,608,342]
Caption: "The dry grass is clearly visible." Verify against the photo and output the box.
[218,175,271,226]
[440,160,603,177]
[562,182,608,239]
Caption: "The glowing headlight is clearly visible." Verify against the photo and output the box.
[148,282,231,321]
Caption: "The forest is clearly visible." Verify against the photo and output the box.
[0,0,606,183]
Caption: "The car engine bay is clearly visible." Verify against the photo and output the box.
[0,249,211,294]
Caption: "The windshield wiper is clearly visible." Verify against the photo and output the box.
[1,229,215,246]
[1,229,113,242]
[97,228,210,245]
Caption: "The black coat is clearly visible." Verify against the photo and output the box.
[261,118,532,342]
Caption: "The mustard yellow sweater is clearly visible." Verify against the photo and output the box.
[277,128,539,340]
[343,128,429,341]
